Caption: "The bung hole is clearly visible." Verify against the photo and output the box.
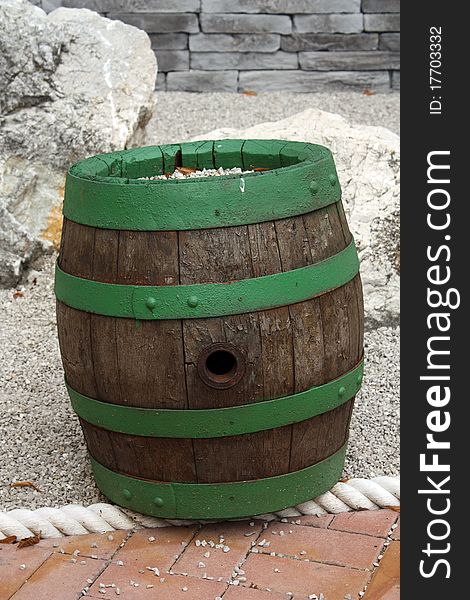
[205,349,237,378]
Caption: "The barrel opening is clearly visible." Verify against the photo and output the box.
[206,350,236,378]
[197,343,245,389]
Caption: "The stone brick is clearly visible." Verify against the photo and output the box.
[0,543,52,600]
[155,50,190,71]
[200,13,292,34]
[294,514,335,528]
[380,32,400,51]
[201,0,360,13]
[239,69,390,91]
[149,33,188,49]
[294,13,363,34]
[112,527,198,572]
[191,51,298,70]
[9,553,107,600]
[172,520,264,579]
[392,70,400,90]
[88,569,226,599]
[281,32,378,51]
[156,72,167,90]
[300,50,399,70]
[363,0,400,12]
[61,0,201,12]
[262,522,382,570]
[330,508,399,538]
[364,13,400,32]
[43,530,129,560]
[190,33,280,52]
[391,517,400,539]
[363,541,400,600]
[106,12,199,33]
[224,587,289,599]
[244,553,370,598]
[167,70,239,92]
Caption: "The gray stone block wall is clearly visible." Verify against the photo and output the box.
[34,0,400,92]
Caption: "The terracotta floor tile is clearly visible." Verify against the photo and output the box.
[42,530,129,560]
[111,526,198,573]
[262,523,382,570]
[363,541,400,600]
[173,521,264,579]
[243,553,370,599]
[88,569,226,599]
[391,518,400,540]
[224,586,290,599]
[330,509,398,538]
[9,553,107,600]
[293,515,334,529]
[0,544,52,600]
[223,585,292,600]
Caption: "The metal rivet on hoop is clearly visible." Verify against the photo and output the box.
[146,296,157,310]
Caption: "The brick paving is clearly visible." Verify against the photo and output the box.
[0,509,400,600]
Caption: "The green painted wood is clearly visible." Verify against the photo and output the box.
[160,143,182,173]
[180,141,207,169]
[62,140,340,231]
[55,241,359,320]
[213,139,244,169]
[242,139,286,169]
[68,360,363,438]
[90,443,347,519]
[121,146,164,179]
[196,140,214,169]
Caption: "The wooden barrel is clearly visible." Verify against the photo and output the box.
[55,139,364,519]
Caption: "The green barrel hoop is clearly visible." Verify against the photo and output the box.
[55,241,359,320]
[68,360,363,438]
[62,140,342,231]
[90,443,347,520]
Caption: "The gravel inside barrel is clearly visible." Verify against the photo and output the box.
[0,254,399,511]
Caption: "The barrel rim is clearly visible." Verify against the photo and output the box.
[62,139,342,231]
[69,139,333,183]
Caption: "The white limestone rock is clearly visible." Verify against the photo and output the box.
[195,109,400,328]
[0,0,157,286]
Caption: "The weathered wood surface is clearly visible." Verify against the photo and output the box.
[57,200,363,484]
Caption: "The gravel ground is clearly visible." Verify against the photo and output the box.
[146,90,400,145]
[0,254,399,511]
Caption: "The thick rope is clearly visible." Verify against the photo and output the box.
[0,476,399,540]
